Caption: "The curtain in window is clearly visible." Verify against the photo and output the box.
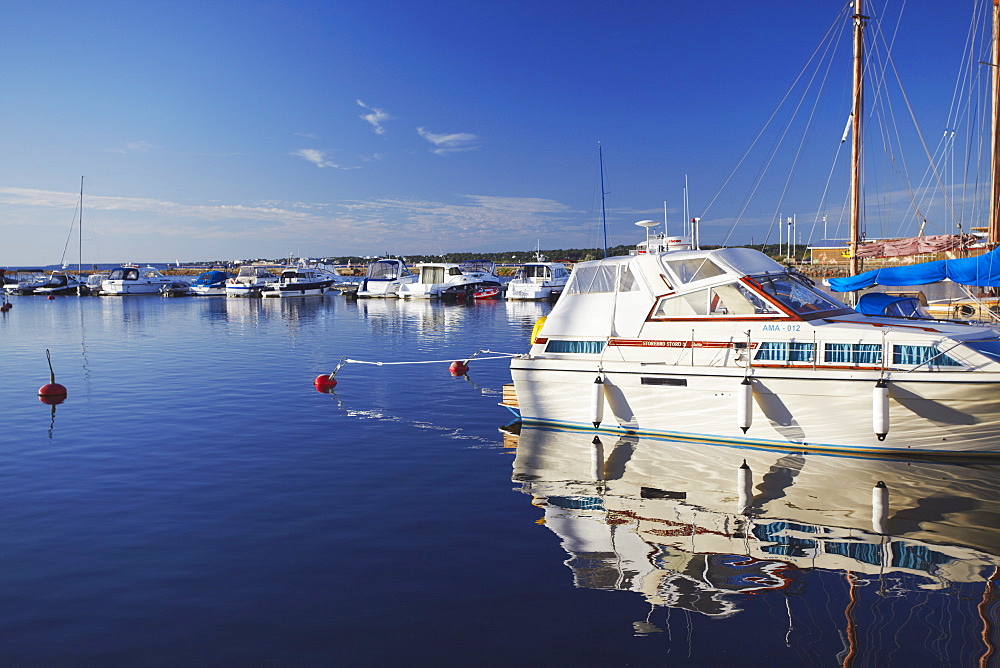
[545,340,606,354]
[893,345,962,366]
[754,342,815,362]
[825,343,882,364]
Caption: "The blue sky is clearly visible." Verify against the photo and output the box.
[0,0,985,265]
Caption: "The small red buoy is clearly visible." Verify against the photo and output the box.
[449,360,469,376]
[39,349,68,399]
[314,374,337,392]
[38,388,67,404]
[47,295,55,300]
[0,302,11,312]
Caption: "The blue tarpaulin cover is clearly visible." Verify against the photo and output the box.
[828,247,1000,292]
[854,293,920,316]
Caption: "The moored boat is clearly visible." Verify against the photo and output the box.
[509,243,1000,456]
[188,269,234,296]
[100,265,178,295]
[225,266,279,297]
[355,258,417,298]
[32,272,87,296]
[397,259,502,299]
[506,262,571,301]
[260,267,338,298]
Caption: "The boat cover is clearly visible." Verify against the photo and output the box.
[854,293,923,317]
[828,248,1000,292]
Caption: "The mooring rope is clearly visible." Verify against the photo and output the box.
[324,349,522,377]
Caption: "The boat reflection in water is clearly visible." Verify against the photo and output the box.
[509,425,1000,653]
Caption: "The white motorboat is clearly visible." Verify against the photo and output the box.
[225,266,279,297]
[506,262,571,301]
[508,243,1000,456]
[3,269,47,295]
[260,267,338,298]
[355,258,417,298]
[397,259,502,299]
[188,270,234,296]
[100,265,178,295]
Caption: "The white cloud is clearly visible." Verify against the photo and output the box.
[292,149,354,169]
[357,99,392,136]
[105,140,157,154]
[416,127,481,155]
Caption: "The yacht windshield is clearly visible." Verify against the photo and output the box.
[753,274,846,315]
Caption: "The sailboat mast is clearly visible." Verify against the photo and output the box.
[849,1,868,276]
[599,143,608,258]
[989,0,1000,246]
[77,176,83,295]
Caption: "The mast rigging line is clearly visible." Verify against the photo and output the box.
[704,4,851,247]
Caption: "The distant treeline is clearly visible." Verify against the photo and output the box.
[168,243,810,269]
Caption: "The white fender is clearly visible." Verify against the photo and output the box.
[873,379,889,441]
[737,377,753,433]
[872,481,889,534]
[738,459,753,514]
[591,375,605,428]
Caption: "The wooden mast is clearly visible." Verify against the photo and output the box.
[990,0,1000,246]
[849,1,868,276]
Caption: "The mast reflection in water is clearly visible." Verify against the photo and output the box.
[509,425,1000,662]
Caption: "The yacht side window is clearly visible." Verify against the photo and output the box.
[824,343,883,365]
[653,283,781,318]
[617,265,642,292]
[565,265,617,294]
[755,275,846,314]
[893,345,963,367]
[755,341,815,363]
[663,257,726,284]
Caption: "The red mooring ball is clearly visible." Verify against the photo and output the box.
[38,383,67,398]
[47,295,55,300]
[449,360,469,376]
[314,375,337,392]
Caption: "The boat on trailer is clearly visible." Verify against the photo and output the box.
[508,243,1000,456]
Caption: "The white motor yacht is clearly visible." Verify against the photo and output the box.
[508,243,1000,456]
[260,267,338,298]
[506,262,571,301]
[100,266,178,295]
[356,258,417,298]
[397,259,502,299]
[225,266,280,297]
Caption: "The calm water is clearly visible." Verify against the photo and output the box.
[2,294,998,666]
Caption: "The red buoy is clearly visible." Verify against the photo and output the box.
[314,374,338,392]
[449,360,469,376]
[47,295,55,300]
[39,349,67,400]
[38,387,67,404]
[0,302,11,312]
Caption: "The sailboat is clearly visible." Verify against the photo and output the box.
[827,1,1000,321]
[33,177,88,297]
[506,1,1000,456]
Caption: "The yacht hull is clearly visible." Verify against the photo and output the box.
[511,359,1000,456]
